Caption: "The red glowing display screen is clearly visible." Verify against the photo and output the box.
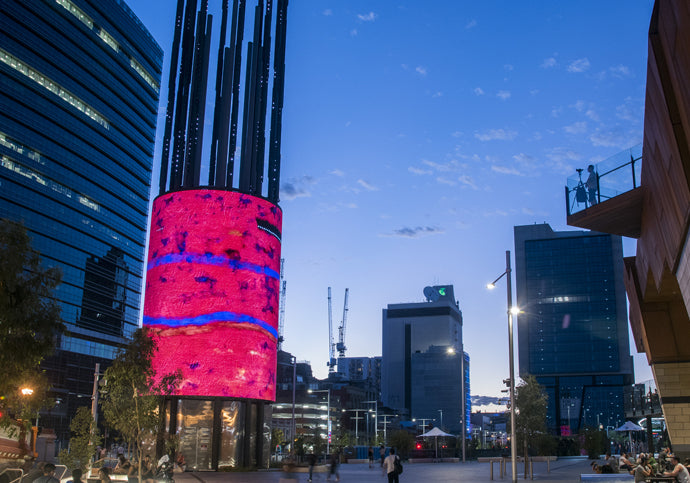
[144,189,282,400]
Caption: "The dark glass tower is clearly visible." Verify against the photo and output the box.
[514,224,634,435]
[0,0,162,440]
[381,285,470,435]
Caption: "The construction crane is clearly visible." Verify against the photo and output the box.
[277,259,286,350]
[336,288,349,357]
[327,287,349,372]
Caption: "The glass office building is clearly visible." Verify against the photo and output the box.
[514,224,634,435]
[0,0,162,440]
[382,285,470,435]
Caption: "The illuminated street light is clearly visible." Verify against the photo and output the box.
[20,388,34,396]
[488,250,518,483]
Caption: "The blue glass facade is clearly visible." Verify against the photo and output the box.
[514,224,633,435]
[0,0,161,440]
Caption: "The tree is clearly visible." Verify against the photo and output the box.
[58,406,102,471]
[514,375,548,477]
[388,430,415,459]
[0,219,64,442]
[582,426,608,459]
[99,328,180,482]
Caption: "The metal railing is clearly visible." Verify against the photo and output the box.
[565,144,642,216]
[624,380,663,418]
[0,468,23,483]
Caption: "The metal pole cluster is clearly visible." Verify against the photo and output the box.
[159,0,289,203]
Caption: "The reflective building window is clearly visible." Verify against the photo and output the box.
[0,0,162,440]
[514,224,633,435]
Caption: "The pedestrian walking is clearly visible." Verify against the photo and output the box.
[383,448,402,483]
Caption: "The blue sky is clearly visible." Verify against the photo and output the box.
[128,1,655,398]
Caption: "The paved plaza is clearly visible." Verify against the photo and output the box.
[173,457,600,483]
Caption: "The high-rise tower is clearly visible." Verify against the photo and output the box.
[0,0,162,440]
[514,224,634,435]
[381,285,470,435]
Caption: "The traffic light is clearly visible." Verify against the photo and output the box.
[415,442,422,450]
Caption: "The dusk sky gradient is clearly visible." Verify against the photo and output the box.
[128,1,656,400]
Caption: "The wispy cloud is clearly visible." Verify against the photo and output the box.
[330,169,345,177]
[458,175,478,189]
[513,153,537,169]
[350,29,358,36]
[616,97,639,122]
[416,66,427,76]
[609,64,631,78]
[408,166,432,175]
[564,121,587,134]
[436,176,456,186]
[474,87,484,96]
[589,129,626,148]
[357,12,377,22]
[281,176,315,200]
[586,109,600,122]
[323,9,333,16]
[357,179,378,191]
[567,58,590,73]
[545,147,581,173]
[384,226,444,238]
[496,90,511,100]
[422,159,461,172]
[491,165,522,176]
[465,19,477,29]
[541,57,557,68]
[474,128,518,141]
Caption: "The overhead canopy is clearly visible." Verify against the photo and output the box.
[615,421,644,431]
[420,427,455,437]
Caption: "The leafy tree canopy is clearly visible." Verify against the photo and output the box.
[515,375,548,455]
[100,328,180,482]
[0,219,64,428]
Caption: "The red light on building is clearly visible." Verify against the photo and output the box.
[416,442,422,450]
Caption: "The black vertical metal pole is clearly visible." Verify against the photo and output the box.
[254,0,272,196]
[239,2,263,194]
[214,0,240,187]
[239,40,256,193]
[267,0,288,203]
[191,13,213,186]
[226,0,247,189]
[159,0,185,194]
[170,0,198,190]
[184,2,209,187]
[208,0,229,186]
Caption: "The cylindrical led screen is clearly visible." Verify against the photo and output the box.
[144,189,282,400]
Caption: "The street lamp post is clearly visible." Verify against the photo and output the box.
[416,418,433,435]
[364,400,378,442]
[488,250,518,483]
[379,414,395,445]
[438,409,443,430]
[343,409,365,445]
[309,389,331,455]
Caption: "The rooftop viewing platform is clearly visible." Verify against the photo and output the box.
[565,144,643,238]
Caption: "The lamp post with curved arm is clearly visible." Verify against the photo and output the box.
[487,250,518,483]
